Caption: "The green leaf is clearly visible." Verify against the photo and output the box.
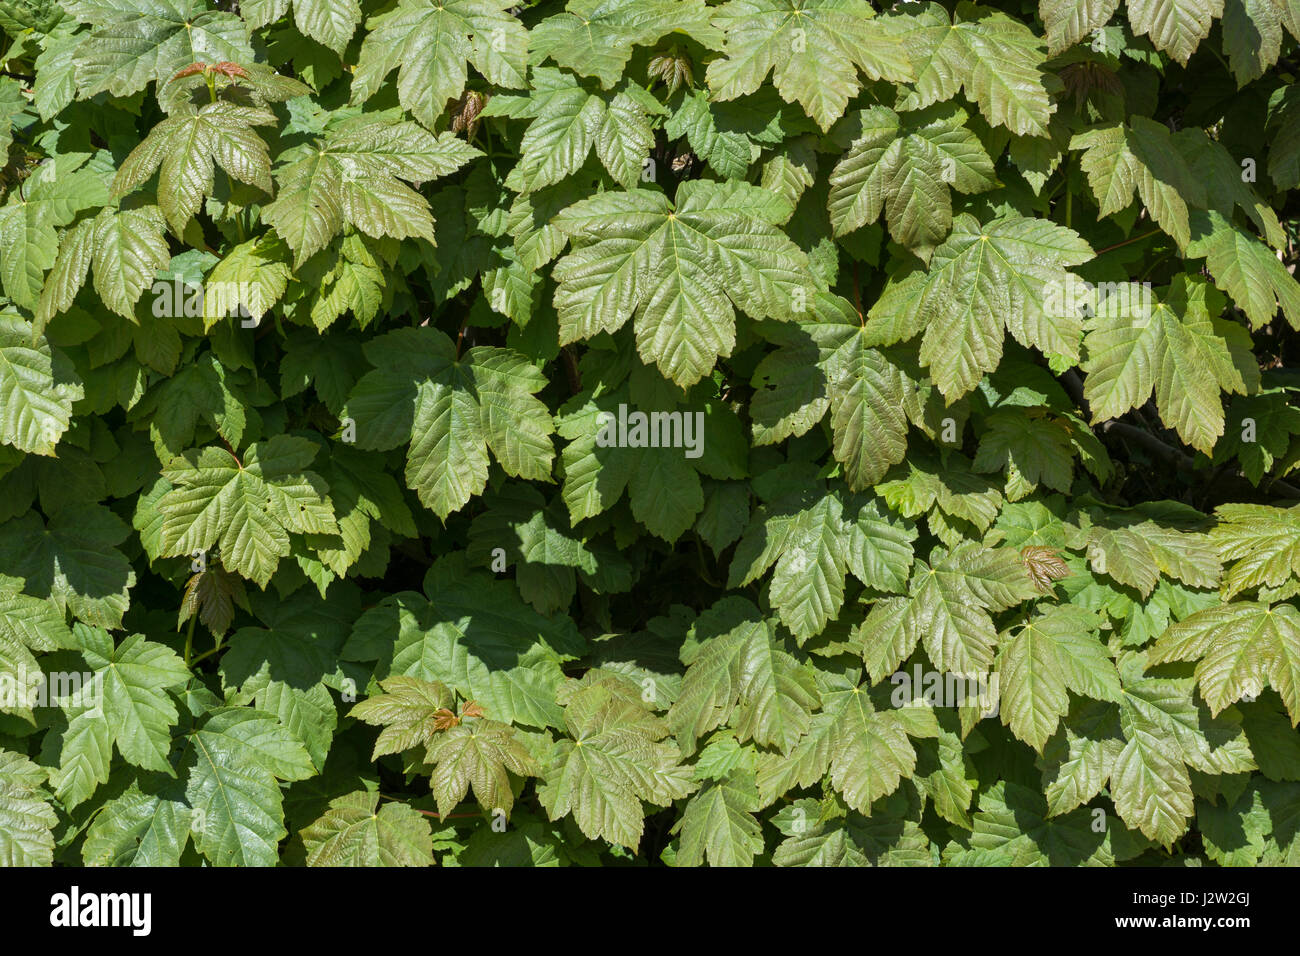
[890,2,1057,137]
[867,213,1093,400]
[301,791,433,866]
[537,675,696,848]
[351,0,527,130]
[156,435,339,588]
[552,181,817,386]
[342,327,554,519]
[706,0,912,132]
[671,771,764,866]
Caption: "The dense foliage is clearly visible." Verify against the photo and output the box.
[1,0,1299,868]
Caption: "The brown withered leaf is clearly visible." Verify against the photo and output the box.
[460,701,485,720]
[432,708,460,731]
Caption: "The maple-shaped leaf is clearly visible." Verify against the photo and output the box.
[81,780,192,867]
[755,668,929,813]
[960,780,1113,865]
[709,0,914,133]
[342,326,554,520]
[1070,118,1206,249]
[243,0,361,55]
[551,181,817,386]
[113,101,276,233]
[1150,602,1300,725]
[1021,545,1070,593]
[996,606,1121,752]
[0,152,109,311]
[888,1,1057,137]
[0,313,83,456]
[350,0,528,130]
[827,103,996,259]
[201,233,292,330]
[62,0,254,99]
[1081,277,1247,454]
[1126,0,1222,65]
[263,113,481,264]
[860,542,1039,678]
[484,69,663,193]
[466,484,607,615]
[728,478,914,640]
[771,793,935,865]
[1186,209,1300,331]
[537,675,696,849]
[530,0,723,88]
[342,560,585,730]
[867,213,1093,400]
[553,368,747,541]
[1082,504,1220,598]
[667,596,820,754]
[1210,503,1300,599]
[35,204,171,324]
[424,716,539,817]
[350,675,458,758]
[178,562,249,638]
[50,628,190,808]
[179,707,315,866]
[670,771,764,867]
[300,791,433,866]
[0,750,58,866]
[155,435,339,588]
[1038,0,1121,54]
[0,504,135,628]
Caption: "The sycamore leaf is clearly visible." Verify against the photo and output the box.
[671,771,764,867]
[667,596,820,754]
[551,181,817,386]
[63,0,254,99]
[156,435,339,588]
[114,101,276,233]
[342,327,554,520]
[537,676,696,848]
[0,504,135,628]
[996,606,1121,752]
[81,781,192,866]
[0,314,83,456]
[0,751,58,866]
[1150,602,1300,724]
[867,213,1094,400]
[244,0,361,55]
[488,69,661,193]
[530,0,723,88]
[755,668,928,813]
[423,717,538,817]
[1186,209,1300,331]
[1211,503,1300,599]
[300,791,433,866]
[181,707,315,866]
[1126,0,1223,64]
[827,103,996,259]
[1081,277,1246,454]
[342,562,584,730]
[1070,118,1206,249]
[1039,0,1121,54]
[264,114,480,264]
[351,0,528,130]
[889,2,1056,137]
[705,0,913,132]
